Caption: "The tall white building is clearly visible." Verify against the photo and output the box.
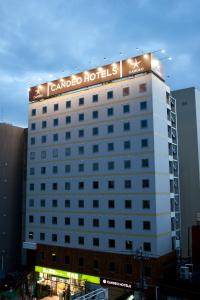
[24,53,180,295]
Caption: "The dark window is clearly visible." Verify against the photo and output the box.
[124,180,132,189]
[41,150,46,159]
[65,165,71,173]
[143,200,150,209]
[108,161,114,170]
[93,94,98,102]
[93,200,99,208]
[142,159,149,168]
[41,166,46,174]
[78,218,84,226]
[108,219,115,228]
[65,182,71,190]
[31,137,35,145]
[139,83,147,93]
[123,87,130,96]
[79,97,84,106]
[125,200,132,209]
[31,123,36,130]
[32,109,36,116]
[79,113,84,122]
[52,149,58,158]
[29,215,34,223]
[52,234,57,242]
[41,135,46,143]
[42,106,47,114]
[108,180,115,189]
[93,144,99,153]
[53,118,59,126]
[40,233,45,241]
[40,216,45,224]
[28,232,33,239]
[126,240,133,250]
[79,182,84,190]
[65,256,70,264]
[124,140,131,150]
[40,199,45,207]
[93,238,99,247]
[52,199,57,207]
[53,133,58,142]
[93,127,99,136]
[30,183,34,191]
[124,160,131,169]
[54,103,59,111]
[78,164,84,172]
[65,199,70,208]
[65,131,71,140]
[124,122,130,131]
[93,111,98,119]
[141,138,148,148]
[52,216,57,224]
[107,107,113,116]
[66,101,71,108]
[78,146,84,155]
[123,104,130,113]
[78,200,84,208]
[142,179,149,188]
[78,129,84,138]
[78,236,84,245]
[78,257,84,267]
[141,120,148,128]
[107,124,114,134]
[42,121,47,128]
[140,101,147,110]
[66,116,71,124]
[93,162,99,171]
[65,235,70,243]
[53,166,58,174]
[143,242,151,251]
[41,183,46,191]
[125,220,132,229]
[143,221,151,230]
[65,147,71,156]
[107,91,113,99]
[108,239,115,248]
[93,219,99,227]
[93,181,99,189]
[108,200,115,208]
[52,182,58,190]
[65,217,70,225]
[109,262,115,272]
[108,142,114,151]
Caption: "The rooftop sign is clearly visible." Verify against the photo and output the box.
[29,53,164,102]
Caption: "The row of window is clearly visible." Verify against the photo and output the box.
[28,231,151,252]
[31,85,147,116]
[29,179,150,191]
[30,121,149,144]
[29,159,149,175]
[31,113,149,130]
[28,198,150,209]
[28,215,151,230]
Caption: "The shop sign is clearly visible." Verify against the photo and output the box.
[35,266,100,284]
[100,277,134,289]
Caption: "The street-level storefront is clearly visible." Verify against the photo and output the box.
[35,266,100,298]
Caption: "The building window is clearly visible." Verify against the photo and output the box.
[65,131,71,140]
[123,104,130,113]
[78,146,84,155]
[93,162,99,171]
[31,123,36,130]
[143,200,150,209]
[65,182,71,190]
[42,120,47,128]
[93,260,99,269]
[53,133,58,142]
[93,219,99,227]
[124,140,131,150]
[66,116,71,124]
[93,181,99,189]
[78,200,84,208]
[141,138,148,148]
[124,160,131,169]
[123,122,130,131]
[52,216,57,224]
[108,219,115,228]
[108,180,115,189]
[125,200,132,209]
[93,111,98,119]
[65,147,71,156]
[107,124,114,134]
[107,142,114,152]
[30,168,35,175]
[28,232,34,240]
[31,137,35,145]
[139,83,147,93]
[52,234,57,242]
[41,135,46,143]
[79,182,84,190]
[52,199,57,207]
[29,215,34,223]
[78,129,84,138]
[78,218,84,226]
[107,107,114,116]
[79,97,84,106]
[126,240,133,250]
[30,152,35,160]
[65,199,70,208]
[65,235,70,243]
[66,101,71,108]
[79,113,84,122]
[140,101,147,110]
[41,167,46,174]
[125,220,132,229]
[93,238,99,247]
[78,163,84,172]
[41,183,46,191]
[142,179,149,188]
[126,264,133,274]
[108,239,115,248]
[107,91,113,99]
[92,127,99,136]
[142,159,149,168]
[65,217,70,225]
[54,103,59,111]
[52,182,58,190]
[31,109,36,116]
[108,161,114,170]
[40,199,45,207]
[93,144,99,153]
[143,221,151,230]
[78,257,84,267]
[42,106,47,114]
[29,199,34,207]
[109,262,115,272]
[123,87,130,96]
[64,256,70,264]
[143,242,151,252]
[53,118,59,126]
[78,236,84,245]
[40,233,45,241]
[40,216,45,224]
[30,183,34,191]
[52,149,58,158]
[53,166,58,174]
[108,200,115,208]
[93,200,99,208]
[141,120,148,128]
[124,180,132,189]
[93,94,98,102]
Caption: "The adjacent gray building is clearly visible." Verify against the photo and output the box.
[0,123,26,278]
[172,87,200,258]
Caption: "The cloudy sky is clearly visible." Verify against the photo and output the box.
[0,0,199,127]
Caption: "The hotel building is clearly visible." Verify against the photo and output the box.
[23,53,180,296]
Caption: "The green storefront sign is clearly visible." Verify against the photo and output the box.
[35,266,100,285]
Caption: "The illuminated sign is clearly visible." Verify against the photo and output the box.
[100,277,134,289]
[29,53,164,102]
[35,266,100,284]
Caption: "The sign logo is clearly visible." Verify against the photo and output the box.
[100,278,133,289]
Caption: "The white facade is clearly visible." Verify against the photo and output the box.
[25,72,180,257]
